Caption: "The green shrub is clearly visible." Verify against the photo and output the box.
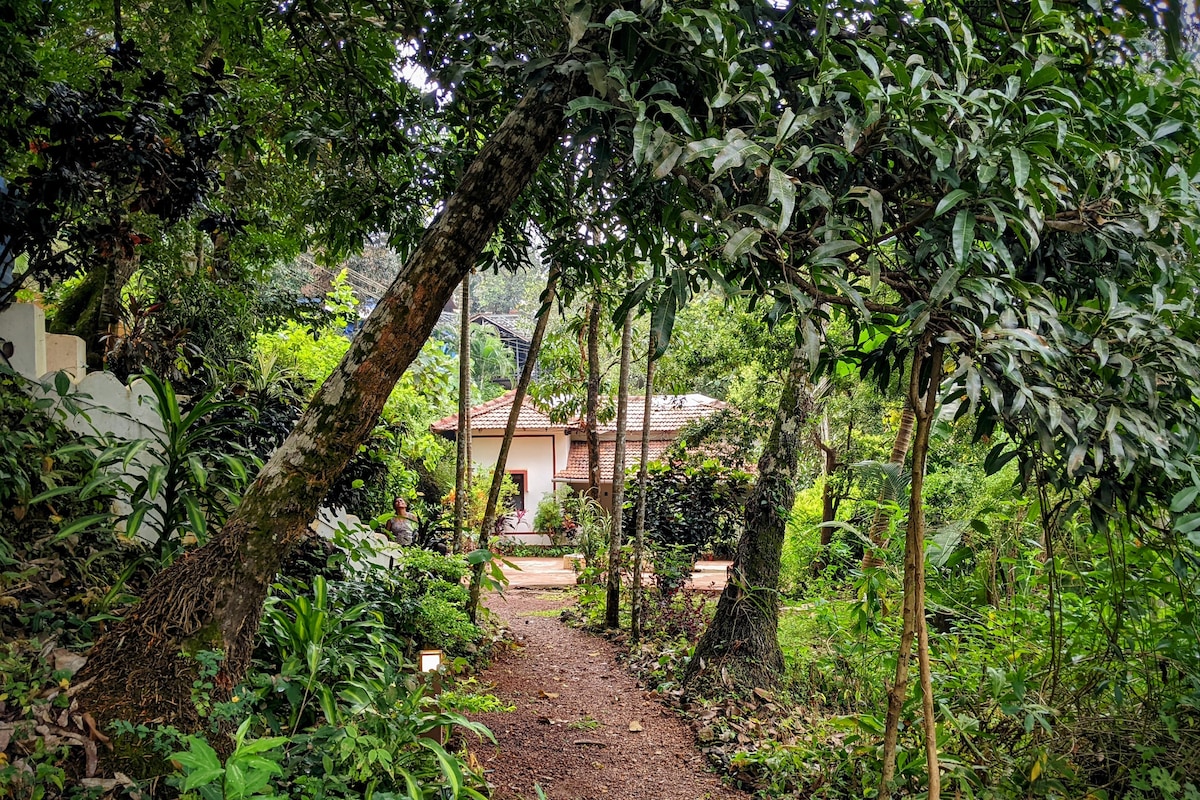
[0,370,144,645]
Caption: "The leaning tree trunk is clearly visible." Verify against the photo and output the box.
[76,74,576,732]
[454,278,472,553]
[880,336,943,800]
[683,331,815,695]
[629,329,656,645]
[604,303,634,629]
[584,294,602,499]
[469,265,560,621]
[861,404,917,569]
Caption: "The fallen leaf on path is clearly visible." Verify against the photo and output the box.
[539,691,559,699]
[628,720,643,732]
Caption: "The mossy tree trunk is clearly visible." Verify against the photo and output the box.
[76,76,575,732]
[604,303,633,629]
[683,332,814,694]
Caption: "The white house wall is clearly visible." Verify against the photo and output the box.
[470,430,568,532]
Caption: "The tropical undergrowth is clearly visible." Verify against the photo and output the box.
[0,370,501,799]
[736,457,1200,798]
[569,431,1200,799]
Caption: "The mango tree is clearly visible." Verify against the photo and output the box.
[567,1,1200,796]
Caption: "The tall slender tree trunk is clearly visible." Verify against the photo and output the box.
[469,265,560,621]
[455,278,472,553]
[862,404,917,569]
[604,305,634,629]
[811,414,838,575]
[880,337,943,800]
[76,74,576,732]
[584,295,602,500]
[683,331,816,694]
[629,330,656,645]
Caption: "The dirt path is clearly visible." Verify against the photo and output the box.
[468,589,749,800]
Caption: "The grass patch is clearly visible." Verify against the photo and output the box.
[567,716,601,731]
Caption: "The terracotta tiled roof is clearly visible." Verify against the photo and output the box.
[430,391,559,433]
[554,440,675,482]
[589,394,726,434]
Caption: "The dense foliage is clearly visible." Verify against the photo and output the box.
[0,373,493,799]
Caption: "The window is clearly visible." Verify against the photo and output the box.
[506,471,527,511]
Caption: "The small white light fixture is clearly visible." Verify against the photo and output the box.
[419,649,444,673]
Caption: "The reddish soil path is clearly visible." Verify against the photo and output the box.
[468,589,748,800]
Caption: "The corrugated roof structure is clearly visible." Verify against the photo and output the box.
[429,390,558,432]
[553,440,674,482]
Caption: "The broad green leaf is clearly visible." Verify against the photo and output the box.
[224,761,247,800]
[652,142,682,179]
[952,210,975,265]
[935,189,970,217]
[1010,147,1030,188]
[567,1,591,49]
[766,167,796,233]
[1171,485,1200,513]
[649,290,677,359]
[655,101,695,137]
[566,96,616,115]
[809,240,859,262]
[928,264,962,303]
[723,227,762,261]
[801,319,821,371]
[631,118,653,166]
[604,9,638,26]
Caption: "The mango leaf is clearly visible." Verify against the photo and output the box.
[604,9,638,26]
[1171,485,1200,513]
[631,118,653,166]
[723,227,762,261]
[809,239,859,262]
[566,96,616,115]
[1010,147,1030,188]
[766,167,796,232]
[649,289,677,359]
[935,189,971,217]
[567,1,591,49]
[952,210,975,265]
[653,142,683,179]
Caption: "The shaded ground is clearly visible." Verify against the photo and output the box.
[468,589,748,800]
[500,558,732,593]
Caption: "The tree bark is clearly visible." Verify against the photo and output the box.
[811,414,838,575]
[683,331,815,694]
[76,74,576,731]
[880,337,943,800]
[861,404,917,569]
[604,303,633,629]
[584,294,602,500]
[455,277,472,553]
[629,330,656,645]
[469,265,560,621]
